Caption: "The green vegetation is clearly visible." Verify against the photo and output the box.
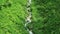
[31,0,60,34]
[0,0,60,34]
[0,0,28,34]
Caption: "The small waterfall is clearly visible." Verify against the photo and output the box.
[24,0,33,34]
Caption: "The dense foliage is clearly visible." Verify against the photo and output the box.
[0,0,60,34]
[31,0,60,34]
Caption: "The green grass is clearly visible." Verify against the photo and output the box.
[0,0,28,34]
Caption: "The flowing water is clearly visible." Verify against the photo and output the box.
[24,0,33,34]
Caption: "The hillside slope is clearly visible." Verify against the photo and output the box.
[0,0,60,34]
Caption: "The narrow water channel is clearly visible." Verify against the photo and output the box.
[24,0,33,34]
